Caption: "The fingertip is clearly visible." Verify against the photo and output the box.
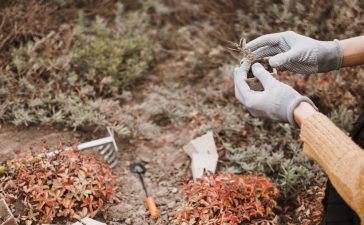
[251,63,273,88]
[240,57,250,65]
[235,67,247,80]
[268,57,279,67]
[252,62,270,76]
[245,41,253,49]
[240,59,251,70]
[251,63,264,72]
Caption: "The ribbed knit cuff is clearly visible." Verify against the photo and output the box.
[317,39,343,73]
[287,96,318,127]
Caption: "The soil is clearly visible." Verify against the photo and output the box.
[105,121,191,224]
[246,58,275,91]
[0,126,74,160]
[101,90,192,224]
[247,58,274,79]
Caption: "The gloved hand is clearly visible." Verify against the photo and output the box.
[234,60,317,125]
[246,31,343,74]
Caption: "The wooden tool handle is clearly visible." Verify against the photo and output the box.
[146,196,159,218]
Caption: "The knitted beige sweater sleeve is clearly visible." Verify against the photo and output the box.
[301,112,364,222]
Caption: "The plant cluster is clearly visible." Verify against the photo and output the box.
[174,173,279,225]
[0,2,153,134]
[224,142,325,199]
[0,0,120,63]
[0,148,120,224]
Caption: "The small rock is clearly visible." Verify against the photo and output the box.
[108,222,123,225]
[81,217,106,225]
[136,208,146,217]
[160,215,169,222]
[125,218,132,224]
[171,187,178,194]
[168,211,175,217]
[158,180,168,186]
[105,204,133,221]
[139,154,152,163]
[167,201,176,209]
[133,217,144,225]
[175,196,183,202]
[145,171,152,177]
[156,187,169,196]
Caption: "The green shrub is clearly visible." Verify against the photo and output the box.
[72,10,153,91]
[224,141,325,199]
[0,3,153,132]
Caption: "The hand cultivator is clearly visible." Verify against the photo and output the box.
[78,127,119,168]
[42,127,119,168]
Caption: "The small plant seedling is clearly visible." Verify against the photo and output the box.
[229,38,277,91]
[228,38,254,63]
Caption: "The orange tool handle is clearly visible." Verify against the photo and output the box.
[146,196,159,218]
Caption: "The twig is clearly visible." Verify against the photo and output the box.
[226,38,253,63]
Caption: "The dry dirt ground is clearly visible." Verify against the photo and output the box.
[0,95,192,225]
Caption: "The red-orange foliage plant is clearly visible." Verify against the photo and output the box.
[0,148,120,224]
[175,173,279,225]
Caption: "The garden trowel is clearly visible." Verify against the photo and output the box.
[130,163,160,218]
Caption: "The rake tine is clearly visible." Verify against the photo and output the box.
[43,128,119,168]
[103,146,115,160]
[109,159,118,168]
[106,151,117,163]
[99,144,111,155]
[74,127,119,168]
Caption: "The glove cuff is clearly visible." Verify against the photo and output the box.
[287,96,318,127]
[317,39,343,73]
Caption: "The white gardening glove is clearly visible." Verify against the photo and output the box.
[234,60,317,125]
[246,31,343,74]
